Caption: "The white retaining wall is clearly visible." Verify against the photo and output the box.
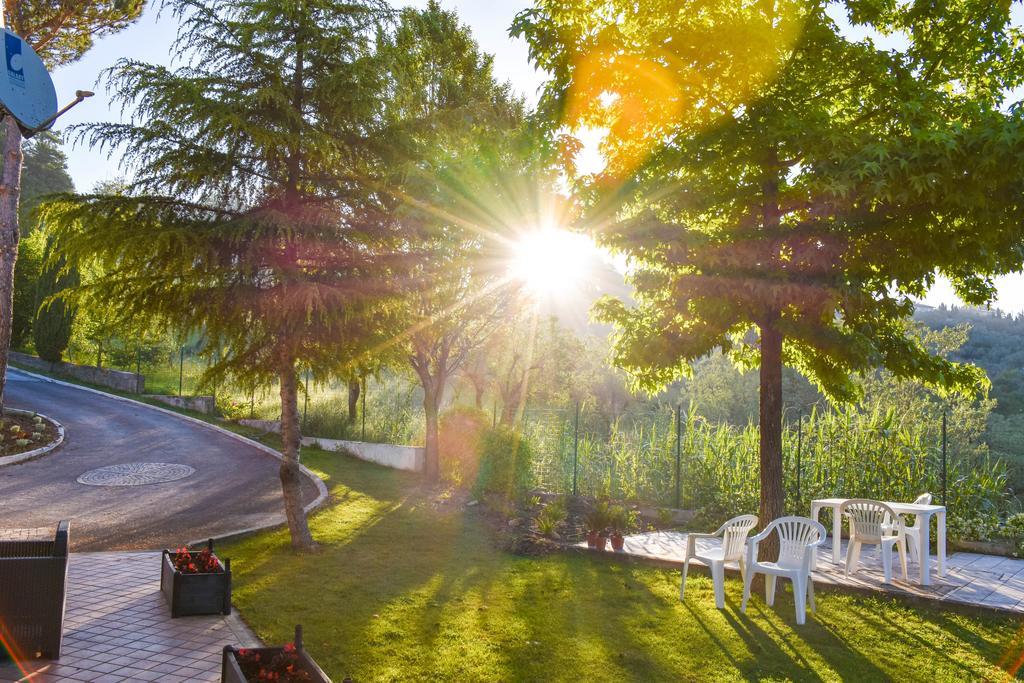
[144,394,217,415]
[237,418,424,472]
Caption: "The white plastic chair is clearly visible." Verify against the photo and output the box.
[883,493,931,563]
[842,499,908,583]
[741,516,826,625]
[680,514,758,609]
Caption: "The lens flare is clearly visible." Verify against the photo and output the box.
[509,228,596,299]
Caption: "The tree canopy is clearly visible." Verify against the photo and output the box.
[4,0,146,68]
[0,0,145,412]
[43,0,405,549]
[514,0,1024,531]
[12,133,74,349]
[372,1,538,479]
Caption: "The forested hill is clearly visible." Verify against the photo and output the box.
[915,304,1024,415]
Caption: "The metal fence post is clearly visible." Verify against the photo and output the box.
[941,408,948,506]
[178,347,185,397]
[361,375,367,441]
[796,412,803,508]
[135,347,142,394]
[675,404,682,509]
[572,400,580,497]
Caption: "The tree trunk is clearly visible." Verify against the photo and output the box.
[278,350,316,551]
[758,318,785,560]
[347,378,360,422]
[423,378,440,481]
[0,117,24,414]
[499,394,517,426]
[473,383,484,410]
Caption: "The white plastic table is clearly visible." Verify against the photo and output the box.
[810,498,946,586]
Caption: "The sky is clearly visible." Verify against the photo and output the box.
[44,0,1024,314]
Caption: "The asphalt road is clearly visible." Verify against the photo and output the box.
[0,368,319,551]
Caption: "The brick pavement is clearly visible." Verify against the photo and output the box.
[0,552,259,682]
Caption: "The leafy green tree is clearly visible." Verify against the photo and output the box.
[374,2,528,480]
[21,133,75,208]
[12,230,44,349]
[12,133,75,348]
[33,235,76,362]
[43,0,401,550]
[514,1,1024,538]
[488,315,593,425]
[0,0,145,409]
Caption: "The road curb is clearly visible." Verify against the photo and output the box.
[7,367,330,544]
[0,408,65,467]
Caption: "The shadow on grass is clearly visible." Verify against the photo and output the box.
[222,453,1024,682]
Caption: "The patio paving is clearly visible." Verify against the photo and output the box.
[0,551,259,682]
[591,530,1024,613]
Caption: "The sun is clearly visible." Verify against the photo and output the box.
[509,228,595,298]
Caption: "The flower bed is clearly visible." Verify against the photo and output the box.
[0,412,58,458]
[160,540,231,617]
[222,626,333,683]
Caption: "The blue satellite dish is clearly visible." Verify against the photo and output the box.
[0,29,57,132]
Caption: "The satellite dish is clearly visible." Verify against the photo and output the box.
[0,29,57,134]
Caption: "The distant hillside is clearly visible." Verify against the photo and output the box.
[915,304,1024,415]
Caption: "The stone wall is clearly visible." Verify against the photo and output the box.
[11,351,144,394]
[237,418,425,472]
[143,394,217,415]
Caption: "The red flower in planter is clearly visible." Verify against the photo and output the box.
[172,545,223,574]
[236,643,312,683]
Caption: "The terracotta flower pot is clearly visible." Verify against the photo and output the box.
[610,532,625,552]
[596,534,609,551]
[586,531,600,548]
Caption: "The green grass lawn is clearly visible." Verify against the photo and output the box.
[221,452,1023,682]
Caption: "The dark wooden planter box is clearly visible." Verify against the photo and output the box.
[222,625,332,683]
[160,540,231,618]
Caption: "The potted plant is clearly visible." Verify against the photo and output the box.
[161,538,231,617]
[609,505,628,552]
[584,501,611,550]
[222,625,334,683]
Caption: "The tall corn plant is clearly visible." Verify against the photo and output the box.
[524,400,1008,540]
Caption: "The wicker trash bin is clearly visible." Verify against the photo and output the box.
[0,520,70,660]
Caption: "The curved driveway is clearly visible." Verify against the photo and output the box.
[0,368,319,551]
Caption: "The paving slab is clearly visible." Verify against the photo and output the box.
[0,552,259,682]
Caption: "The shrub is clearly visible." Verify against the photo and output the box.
[536,497,566,537]
[1005,512,1024,537]
[608,505,628,534]
[474,426,533,501]
[439,406,490,487]
[948,509,1000,542]
[584,500,611,535]
[1004,513,1024,557]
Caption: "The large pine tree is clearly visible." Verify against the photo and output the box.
[43,0,405,550]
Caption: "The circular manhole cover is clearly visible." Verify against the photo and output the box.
[77,462,196,487]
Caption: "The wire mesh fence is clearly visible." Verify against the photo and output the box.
[522,402,1005,525]
[62,342,1007,530]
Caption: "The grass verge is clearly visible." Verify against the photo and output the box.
[220,450,1024,682]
